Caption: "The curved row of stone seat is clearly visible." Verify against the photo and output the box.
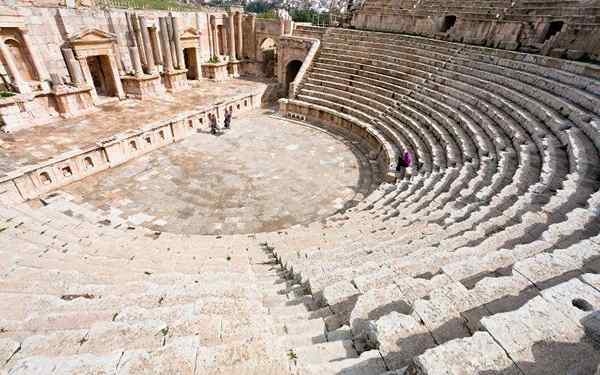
[304,52,540,212]
[276,25,598,370]
[261,234,600,373]
[330,29,600,140]
[368,265,600,373]
[308,28,596,241]
[290,53,540,247]
[0,202,384,374]
[298,65,512,235]
[310,40,596,229]
[304,61,524,232]
[312,164,596,317]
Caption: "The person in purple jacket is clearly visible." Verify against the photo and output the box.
[396,151,412,172]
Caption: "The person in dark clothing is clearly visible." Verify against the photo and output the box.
[224,107,232,129]
[209,113,218,135]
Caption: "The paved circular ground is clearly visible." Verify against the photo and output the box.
[62,109,378,235]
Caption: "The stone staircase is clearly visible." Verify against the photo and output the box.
[2,25,600,374]
[271,27,600,374]
[0,201,378,375]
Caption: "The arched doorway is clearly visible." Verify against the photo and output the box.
[285,59,303,96]
[259,37,277,78]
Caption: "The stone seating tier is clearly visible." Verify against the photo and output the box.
[272,26,600,373]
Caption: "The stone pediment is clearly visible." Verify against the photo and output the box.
[68,28,117,46]
[180,27,200,40]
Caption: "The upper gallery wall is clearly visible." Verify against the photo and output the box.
[350,0,600,62]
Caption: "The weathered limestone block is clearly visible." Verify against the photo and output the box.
[350,284,410,342]
[581,273,600,290]
[8,353,121,375]
[442,250,517,282]
[312,349,387,374]
[0,338,20,364]
[80,320,167,354]
[0,180,24,204]
[513,252,581,289]
[195,337,285,374]
[462,273,538,332]
[411,282,476,344]
[321,280,361,317]
[201,62,229,82]
[540,278,600,327]
[482,296,600,375]
[406,332,521,375]
[117,336,199,374]
[365,311,435,370]
[12,330,87,361]
[163,70,190,92]
[350,274,452,342]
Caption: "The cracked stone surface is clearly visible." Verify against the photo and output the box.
[60,109,379,235]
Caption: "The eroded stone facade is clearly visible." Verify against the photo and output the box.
[0,3,294,132]
[351,0,600,62]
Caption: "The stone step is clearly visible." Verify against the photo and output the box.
[289,339,358,365]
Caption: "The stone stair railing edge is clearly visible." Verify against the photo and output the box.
[289,37,322,100]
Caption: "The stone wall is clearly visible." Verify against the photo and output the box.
[351,0,600,62]
[17,6,213,83]
[0,4,289,130]
[277,35,318,97]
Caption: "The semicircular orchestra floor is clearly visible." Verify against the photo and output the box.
[58,109,381,235]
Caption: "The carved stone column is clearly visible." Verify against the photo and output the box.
[107,53,125,99]
[149,27,162,65]
[0,39,31,94]
[171,14,185,70]
[207,14,214,57]
[227,13,236,60]
[129,47,144,78]
[77,56,96,100]
[236,12,243,60]
[166,16,177,68]
[159,17,174,73]
[130,13,147,67]
[249,14,256,60]
[211,16,220,57]
[20,29,50,85]
[61,48,84,85]
[139,16,157,74]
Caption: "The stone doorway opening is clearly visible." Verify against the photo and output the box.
[183,48,198,80]
[543,21,564,42]
[440,15,456,33]
[86,55,116,97]
[68,28,125,102]
[285,59,303,96]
